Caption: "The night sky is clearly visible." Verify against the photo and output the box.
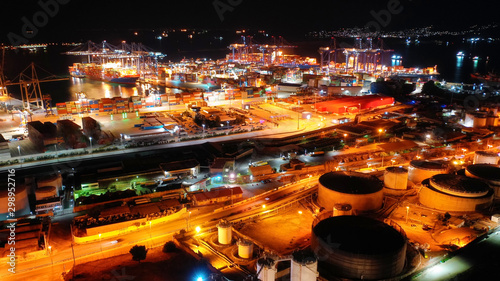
[0,0,498,44]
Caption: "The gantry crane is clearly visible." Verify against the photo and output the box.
[7,62,68,110]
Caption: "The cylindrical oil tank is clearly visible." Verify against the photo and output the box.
[0,184,30,220]
[333,204,352,216]
[237,239,254,259]
[408,160,448,186]
[257,257,277,281]
[473,114,487,128]
[37,174,63,191]
[466,164,500,198]
[311,216,406,280]
[318,172,384,213]
[384,167,408,190]
[473,151,500,165]
[419,174,493,212]
[291,250,318,281]
[217,220,232,245]
[486,116,498,127]
[35,186,58,201]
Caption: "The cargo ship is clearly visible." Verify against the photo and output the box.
[69,63,140,85]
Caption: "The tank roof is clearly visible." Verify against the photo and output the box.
[410,160,448,170]
[430,174,490,195]
[292,250,317,264]
[319,172,383,194]
[313,216,405,255]
[36,186,57,192]
[475,150,499,157]
[385,166,408,173]
[466,164,500,181]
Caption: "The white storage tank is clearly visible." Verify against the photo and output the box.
[291,250,318,281]
[408,160,448,186]
[473,151,500,165]
[333,204,352,216]
[35,186,58,201]
[257,257,277,281]
[217,220,232,245]
[486,116,498,127]
[0,184,30,220]
[384,167,408,190]
[237,239,254,259]
[473,114,487,128]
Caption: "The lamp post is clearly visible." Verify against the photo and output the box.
[378,128,383,143]
[343,133,347,143]
[89,137,93,151]
[48,245,53,265]
[202,124,205,137]
[98,233,102,252]
[406,206,410,224]
[17,145,20,156]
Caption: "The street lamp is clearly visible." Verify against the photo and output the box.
[202,124,205,136]
[378,128,383,143]
[406,206,410,224]
[89,137,93,151]
[343,133,348,143]
[98,233,102,252]
[17,145,20,156]
[48,245,53,265]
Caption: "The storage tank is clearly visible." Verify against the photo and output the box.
[217,220,232,245]
[0,184,30,220]
[318,172,384,213]
[256,257,277,281]
[486,116,498,127]
[419,174,493,212]
[37,173,63,191]
[237,239,254,259]
[333,204,352,216]
[311,216,406,280]
[35,186,58,201]
[408,160,448,186]
[466,164,500,198]
[473,114,487,128]
[384,167,408,190]
[291,250,318,281]
[473,151,500,165]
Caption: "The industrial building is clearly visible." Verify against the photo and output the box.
[311,216,407,280]
[27,121,57,151]
[419,174,493,212]
[317,171,384,213]
[313,95,394,114]
[191,186,243,206]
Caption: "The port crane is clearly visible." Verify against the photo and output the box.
[318,37,393,74]
[6,62,68,111]
[227,35,297,65]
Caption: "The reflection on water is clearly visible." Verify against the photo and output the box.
[455,56,463,82]
[68,78,184,101]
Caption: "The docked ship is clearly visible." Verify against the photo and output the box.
[65,41,164,86]
[69,63,140,85]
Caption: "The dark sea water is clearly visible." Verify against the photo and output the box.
[2,37,499,105]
